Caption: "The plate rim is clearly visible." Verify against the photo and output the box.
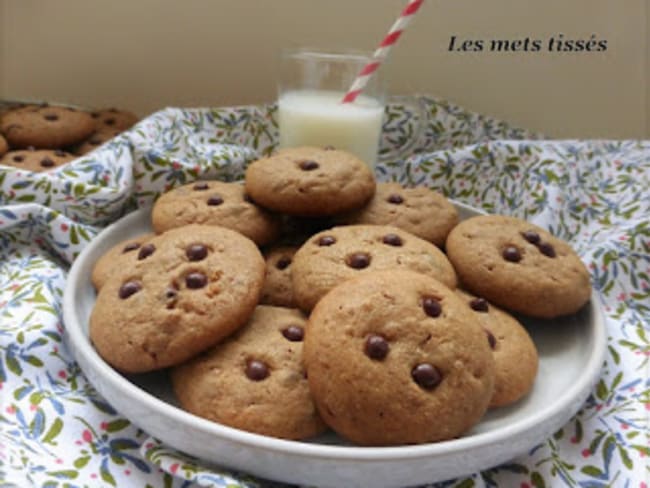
[62,203,607,466]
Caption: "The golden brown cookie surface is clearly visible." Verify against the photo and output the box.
[0,148,75,172]
[446,215,592,318]
[172,305,326,440]
[260,245,299,307]
[455,289,538,407]
[244,146,376,217]
[304,270,495,446]
[151,181,281,246]
[291,224,457,311]
[336,182,459,247]
[90,108,138,131]
[89,224,265,373]
[91,233,156,290]
[0,105,95,149]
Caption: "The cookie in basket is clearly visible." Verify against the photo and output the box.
[291,224,457,311]
[151,181,281,246]
[172,305,326,440]
[91,233,156,290]
[260,244,299,308]
[90,108,139,131]
[445,215,592,318]
[0,104,95,149]
[72,128,123,155]
[0,134,8,156]
[89,224,265,373]
[304,270,495,446]
[244,146,376,217]
[335,182,459,247]
[0,148,76,172]
[455,289,538,407]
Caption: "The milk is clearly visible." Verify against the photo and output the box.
[277,89,384,168]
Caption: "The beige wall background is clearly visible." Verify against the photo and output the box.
[1,0,648,139]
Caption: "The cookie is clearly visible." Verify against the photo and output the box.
[72,128,122,155]
[89,224,265,373]
[90,108,138,131]
[335,182,459,247]
[291,224,457,311]
[151,181,281,247]
[244,146,376,217]
[0,148,76,172]
[445,215,592,318]
[91,233,156,290]
[0,105,95,149]
[455,289,538,407]
[172,305,326,440]
[0,134,8,156]
[260,245,299,307]
[304,270,495,446]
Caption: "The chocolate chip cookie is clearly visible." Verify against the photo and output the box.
[0,105,95,149]
[90,108,139,131]
[0,134,8,156]
[336,182,459,247]
[455,289,538,407]
[244,146,376,217]
[260,245,299,307]
[89,224,265,373]
[151,181,281,246]
[72,128,123,155]
[304,270,495,445]
[91,233,156,290]
[291,224,457,311]
[0,148,76,172]
[445,215,592,318]
[172,305,326,440]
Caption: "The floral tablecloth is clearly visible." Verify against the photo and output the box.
[0,98,648,488]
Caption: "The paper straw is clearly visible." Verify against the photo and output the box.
[342,0,425,104]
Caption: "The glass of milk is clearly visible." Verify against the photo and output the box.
[277,49,386,169]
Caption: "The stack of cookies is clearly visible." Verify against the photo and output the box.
[89,146,592,446]
[0,103,138,171]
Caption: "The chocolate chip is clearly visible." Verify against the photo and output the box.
[521,230,540,244]
[137,243,155,260]
[364,334,389,360]
[502,245,522,262]
[411,363,442,389]
[422,296,442,317]
[40,157,55,168]
[193,182,209,191]
[91,112,100,118]
[382,233,403,246]
[164,287,178,309]
[299,160,319,171]
[538,242,556,258]
[186,244,208,261]
[185,272,207,289]
[282,325,304,342]
[485,329,497,350]
[245,359,269,381]
[118,281,141,299]
[207,195,224,206]
[122,242,141,253]
[43,114,59,121]
[54,150,67,157]
[469,297,489,312]
[104,117,116,126]
[346,252,371,269]
[387,194,404,204]
[275,256,292,270]
[12,155,24,163]
[317,235,336,246]
[323,145,336,150]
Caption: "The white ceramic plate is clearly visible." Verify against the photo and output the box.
[63,204,607,488]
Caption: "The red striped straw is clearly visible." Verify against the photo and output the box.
[341,0,425,104]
